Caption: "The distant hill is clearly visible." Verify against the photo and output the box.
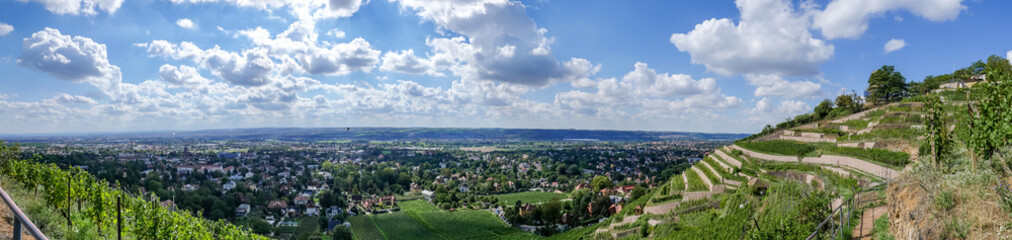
[3,127,749,142]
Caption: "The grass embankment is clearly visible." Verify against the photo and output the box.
[494,191,568,205]
[350,200,540,240]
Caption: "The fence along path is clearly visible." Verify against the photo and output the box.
[730,145,899,179]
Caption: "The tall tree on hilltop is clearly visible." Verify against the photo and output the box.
[867,65,907,103]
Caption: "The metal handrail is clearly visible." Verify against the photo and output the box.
[0,186,48,240]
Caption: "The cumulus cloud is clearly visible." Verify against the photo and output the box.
[0,23,12,36]
[670,0,833,76]
[1006,50,1011,62]
[392,0,593,86]
[883,39,906,53]
[140,40,275,86]
[744,74,822,98]
[743,97,811,124]
[158,64,212,87]
[50,94,97,105]
[380,49,442,76]
[18,28,122,95]
[17,0,123,15]
[813,0,965,39]
[237,22,381,76]
[554,62,741,117]
[176,18,196,29]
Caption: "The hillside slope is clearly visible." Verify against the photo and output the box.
[589,72,1012,239]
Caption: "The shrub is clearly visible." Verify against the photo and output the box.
[935,190,955,211]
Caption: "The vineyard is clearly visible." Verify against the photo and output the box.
[0,153,266,240]
[683,169,708,192]
[822,146,910,168]
[670,174,685,192]
[350,200,540,240]
[703,157,745,182]
[736,140,816,157]
[494,191,568,205]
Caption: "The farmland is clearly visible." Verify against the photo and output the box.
[350,201,541,240]
[494,191,569,205]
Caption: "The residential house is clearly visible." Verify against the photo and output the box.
[235,204,251,217]
[294,195,311,206]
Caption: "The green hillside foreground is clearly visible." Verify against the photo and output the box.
[585,59,1012,239]
[349,200,541,240]
[0,142,267,240]
[494,191,569,205]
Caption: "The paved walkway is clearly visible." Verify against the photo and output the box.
[852,206,888,239]
[731,145,900,179]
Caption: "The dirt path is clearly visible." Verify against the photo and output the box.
[731,145,900,179]
[852,206,887,239]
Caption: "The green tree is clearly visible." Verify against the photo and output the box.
[331,225,352,240]
[591,176,613,192]
[986,54,1012,76]
[814,99,833,118]
[867,65,907,103]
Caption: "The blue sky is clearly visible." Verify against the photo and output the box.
[0,0,1008,134]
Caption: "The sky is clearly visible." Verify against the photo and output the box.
[0,0,1009,134]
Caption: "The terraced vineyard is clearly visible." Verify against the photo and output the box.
[683,169,709,191]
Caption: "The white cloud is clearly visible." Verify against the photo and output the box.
[0,23,12,36]
[158,64,212,87]
[812,0,965,39]
[1006,50,1011,62]
[392,0,592,86]
[670,0,833,76]
[237,22,381,76]
[883,39,906,53]
[380,49,442,76]
[744,74,822,98]
[553,62,741,117]
[17,0,124,15]
[141,40,275,87]
[176,18,196,29]
[327,29,346,38]
[17,28,122,95]
[49,94,97,105]
[743,97,811,124]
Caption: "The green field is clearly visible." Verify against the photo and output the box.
[494,191,568,205]
[398,199,440,212]
[350,201,541,240]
